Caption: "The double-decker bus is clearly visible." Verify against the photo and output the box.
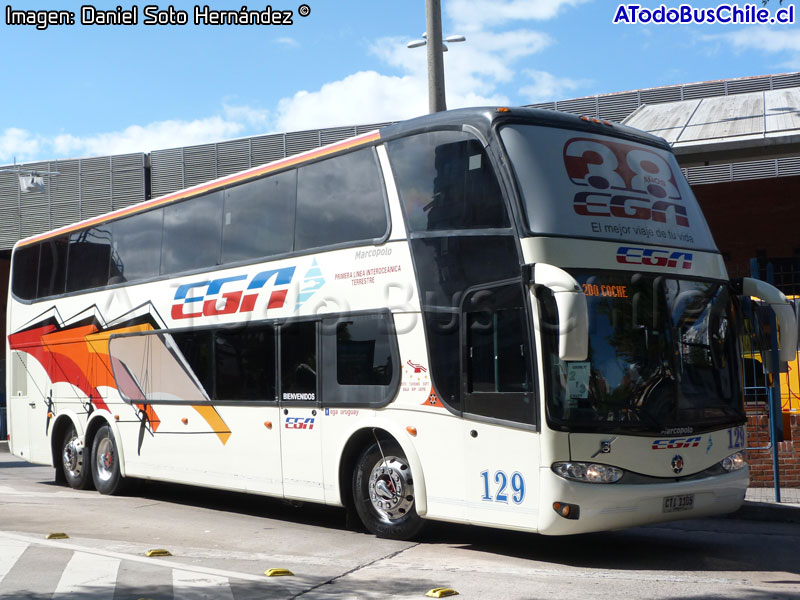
[6,108,796,538]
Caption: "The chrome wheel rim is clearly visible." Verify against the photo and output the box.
[95,437,115,482]
[368,455,414,522]
[62,436,84,480]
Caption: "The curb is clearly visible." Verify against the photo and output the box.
[726,500,800,524]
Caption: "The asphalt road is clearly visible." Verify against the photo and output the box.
[1,451,799,600]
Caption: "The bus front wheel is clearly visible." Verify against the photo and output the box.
[352,440,425,540]
[91,424,126,495]
[61,424,92,490]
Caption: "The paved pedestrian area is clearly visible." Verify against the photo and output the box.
[746,486,800,506]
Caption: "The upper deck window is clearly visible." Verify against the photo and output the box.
[11,145,390,301]
[67,227,112,292]
[222,170,296,263]
[387,131,509,232]
[295,148,388,250]
[162,191,223,274]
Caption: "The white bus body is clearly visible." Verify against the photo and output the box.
[6,108,793,538]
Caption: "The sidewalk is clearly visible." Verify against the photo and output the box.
[736,486,800,523]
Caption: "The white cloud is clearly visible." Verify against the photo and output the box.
[273,71,428,131]
[271,22,559,134]
[222,103,271,129]
[275,36,299,48]
[365,28,552,116]
[0,112,264,164]
[51,117,245,158]
[702,26,800,69]
[705,27,800,54]
[447,0,592,31]
[519,69,590,103]
[0,128,42,164]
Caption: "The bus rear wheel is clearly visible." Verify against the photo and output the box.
[352,440,424,540]
[91,424,126,495]
[61,424,92,490]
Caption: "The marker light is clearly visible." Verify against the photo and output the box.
[552,462,623,483]
[721,452,746,472]
[553,501,580,520]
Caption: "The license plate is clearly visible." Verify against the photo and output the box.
[663,493,694,513]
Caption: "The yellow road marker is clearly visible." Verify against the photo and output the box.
[426,588,459,598]
[264,568,294,577]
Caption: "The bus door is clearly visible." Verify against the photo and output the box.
[7,350,32,459]
[461,284,540,530]
[6,350,51,463]
[278,320,325,501]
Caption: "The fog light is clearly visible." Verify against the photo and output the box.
[721,451,746,472]
[553,501,580,520]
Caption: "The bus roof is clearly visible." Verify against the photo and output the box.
[378,106,671,150]
[15,106,671,249]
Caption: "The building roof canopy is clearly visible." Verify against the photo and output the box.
[624,88,800,166]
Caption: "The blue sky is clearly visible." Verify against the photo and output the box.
[1,0,798,164]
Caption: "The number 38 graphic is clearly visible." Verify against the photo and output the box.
[563,138,681,201]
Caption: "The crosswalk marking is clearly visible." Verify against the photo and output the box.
[0,538,28,583]
[0,531,272,583]
[173,569,235,600]
[0,531,307,599]
[53,552,120,598]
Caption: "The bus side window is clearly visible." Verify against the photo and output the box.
[169,330,214,400]
[161,191,223,275]
[295,148,388,251]
[280,321,318,402]
[215,325,277,401]
[321,312,400,406]
[37,236,68,298]
[222,171,296,263]
[11,244,40,300]
[66,227,112,292]
[109,209,163,283]
[387,131,509,233]
[463,284,535,425]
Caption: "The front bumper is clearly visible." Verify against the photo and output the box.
[537,466,748,535]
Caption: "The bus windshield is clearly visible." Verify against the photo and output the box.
[499,123,717,252]
[545,271,743,434]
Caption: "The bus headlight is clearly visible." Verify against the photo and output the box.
[552,462,623,483]
[721,452,746,472]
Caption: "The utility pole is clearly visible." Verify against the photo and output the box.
[425,0,447,113]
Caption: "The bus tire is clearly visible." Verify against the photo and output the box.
[61,423,92,490]
[91,424,126,495]
[352,440,425,540]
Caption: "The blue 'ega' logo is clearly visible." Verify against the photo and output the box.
[171,259,326,320]
[617,246,692,269]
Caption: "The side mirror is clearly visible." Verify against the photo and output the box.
[739,277,798,364]
[532,263,588,361]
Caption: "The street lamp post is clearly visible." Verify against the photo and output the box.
[425,0,447,113]
[407,0,465,114]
